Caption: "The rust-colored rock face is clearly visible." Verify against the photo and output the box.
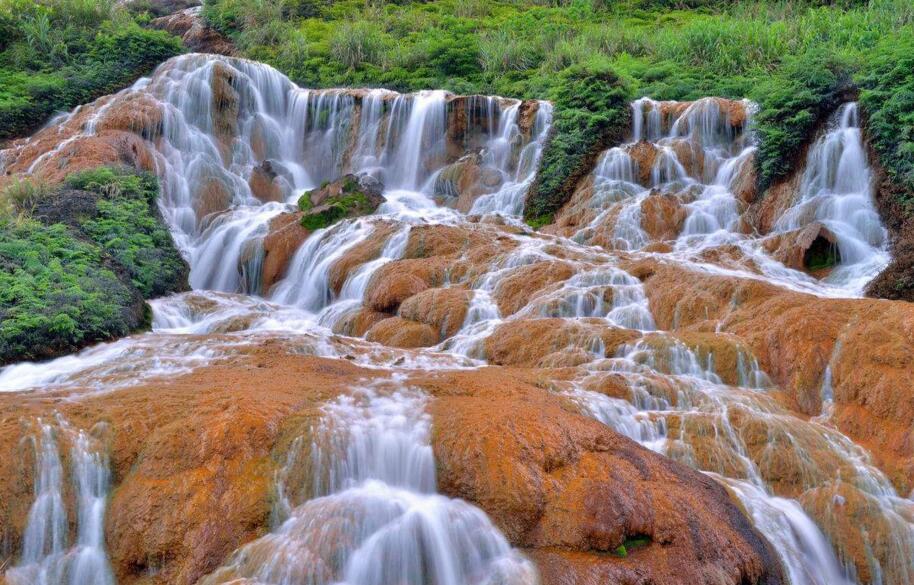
[261,212,310,292]
[0,349,783,585]
[151,7,236,56]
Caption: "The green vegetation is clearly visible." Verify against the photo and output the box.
[859,35,914,211]
[64,168,189,297]
[0,168,188,365]
[526,57,631,223]
[0,218,139,364]
[200,0,914,217]
[298,176,380,230]
[0,0,183,140]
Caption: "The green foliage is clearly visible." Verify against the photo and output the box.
[0,0,183,139]
[858,35,914,211]
[0,168,188,365]
[526,57,632,221]
[65,168,189,297]
[751,50,852,192]
[0,219,136,364]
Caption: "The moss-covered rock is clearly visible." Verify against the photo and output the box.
[297,173,384,230]
[0,167,189,365]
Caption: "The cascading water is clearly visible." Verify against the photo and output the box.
[5,419,115,585]
[198,380,537,585]
[2,51,913,585]
[773,103,890,291]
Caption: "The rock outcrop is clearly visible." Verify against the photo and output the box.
[0,346,784,585]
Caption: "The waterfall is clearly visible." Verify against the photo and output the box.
[198,381,538,585]
[3,52,913,585]
[5,420,114,585]
[773,103,890,291]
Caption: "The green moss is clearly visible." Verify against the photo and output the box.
[525,57,632,222]
[0,167,188,365]
[300,191,373,231]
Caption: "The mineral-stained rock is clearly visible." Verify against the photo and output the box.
[261,212,310,293]
[365,316,439,348]
[422,367,784,585]
[397,287,473,341]
[248,160,285,204]
[364,262,431,313]
[485,318,641,367]
[762,222,841,274]
[493,260,576,317]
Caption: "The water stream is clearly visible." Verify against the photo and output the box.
[1,53,912,585]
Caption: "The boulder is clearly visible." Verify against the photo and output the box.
[261,212,310,293]
[485,318,640,367]
[398,287,473,341]
[365,317,439,348]
[763,222,841,275]
[364,262,430,313]
[248,160,285,204]
[298,174,385,231]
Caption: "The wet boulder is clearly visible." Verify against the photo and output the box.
[433,151,504,212]
[762,222,841,275]
[297,174,385,231]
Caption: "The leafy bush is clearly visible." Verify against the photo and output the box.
[751,50,853,192]
[0,219,139,364]
[525,57,632,223]
[0,168,189,365]
[858,36,914,210]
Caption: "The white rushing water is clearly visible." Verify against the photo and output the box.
[6,419,115,585]
[2,52,912,585]
[199,379,537,585]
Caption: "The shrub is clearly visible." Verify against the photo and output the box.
[858,35,914,210]
[525,57,632,223]
[751,49,853,192]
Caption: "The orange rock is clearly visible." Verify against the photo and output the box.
[194,176,233,226]
[485,318,640,367]
[248,161,285,204]
[493,260,576,316]
[261,212,310,293]
[424,368,783,585]
[332,307,391,337]
[327,222,396,294]
[397,287,472,341]
[364,317,439,348]
[364,260,441,313]
[640,193,686,241]
[762,222,840,274]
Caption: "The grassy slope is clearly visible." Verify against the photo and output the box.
[0,0,183,140]
[0,168,189,364]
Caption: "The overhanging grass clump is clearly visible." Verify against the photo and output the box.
[0,167,188,365]
[525,57,632,224]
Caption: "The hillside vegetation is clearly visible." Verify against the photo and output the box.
[0,0,183,140]
[0,168,188,364]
